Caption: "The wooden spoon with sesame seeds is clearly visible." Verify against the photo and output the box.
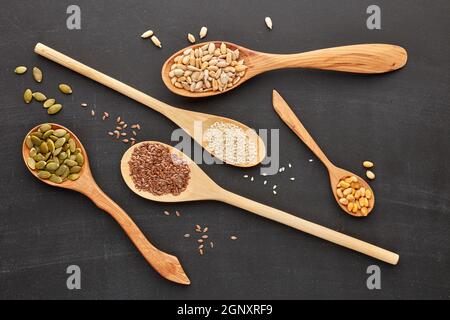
[34,43,265,168]
[272,90,375,217]
[162,41,407,98]
[23,124,190,285]
[121,141,398,265]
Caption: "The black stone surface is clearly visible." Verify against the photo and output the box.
[0,0,449,299]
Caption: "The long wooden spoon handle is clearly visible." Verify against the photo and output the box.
[272,90,333,168]
[82,182,190,285]
[264,44,407,73]
[34,43,174,116]
[219,190,399,265]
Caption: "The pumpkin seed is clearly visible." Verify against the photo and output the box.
[39,124,52,133]
[68,174,80,181]
[29,148,37,157]
[15,66,27,74]
[75,153,84,166]
[140,29,154,38]
[24,89,32,104]
[64,159,77,167]
[46,162,59,172]
[30,135,42,146]
[47,139,55,153]
[32,92,47,102]
[38,171,51,179]
[68,139,76,152]
[53,129,67,137]
[35,161,46,170]
[58,151,67,160]
[33,67,43,83]
[39,141,49,154]
[25,136,33,148]
[54,137,66,148]
[42,129,54,140]
[47,104,62,115]
[58,84,72,94]
[55,164,68,176]
[49,174,63,184]
[70,166,81,173]
[43,99,56,109]
[27,157,36,170]
[33,154,45,162]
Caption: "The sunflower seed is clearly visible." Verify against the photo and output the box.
[150,35,162,48]
[199,26,208,39]
[265,17,273,29]
[187,33,196,43]
[140,29,154,38]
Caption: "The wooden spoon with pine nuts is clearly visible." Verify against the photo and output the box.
[272,90,375,217]
[22,124,191,285]
[162,42,407,98]
[121,142,397,265]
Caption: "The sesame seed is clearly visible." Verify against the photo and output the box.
[81,103,88,107]
[263,180,267,185]
[250,176,254,181]
[184,233,190,238]
[243,175,248,178]
[273,185,277,189]
[230,236,238,240]
[290,177,295,181]
[309,159,314,162]
[175,210,181,217]
[210,241,214,248]
[288,163,292,168]
[273,190,277,195]
[91,110,95,116]
[163,211,170,216]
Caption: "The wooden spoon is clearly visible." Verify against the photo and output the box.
[121,141,398,265]
[34,43,265,168]
[272,90,375,217]
[162,42,408,97]
[22,124,190,285]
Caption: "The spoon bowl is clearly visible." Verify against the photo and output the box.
[23,124,190,285]
[162,42,408,98]
[120,141,397,265]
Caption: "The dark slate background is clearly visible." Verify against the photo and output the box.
[0,0,449,300]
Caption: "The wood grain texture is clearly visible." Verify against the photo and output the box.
[121,141,397,265]
[162,42,407,97]
[22,124,190,285]
[272,90,375,217]
[34,43,265,168]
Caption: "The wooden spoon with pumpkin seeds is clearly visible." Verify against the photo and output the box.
[22,123,190,285]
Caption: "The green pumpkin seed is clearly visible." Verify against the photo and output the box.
[58,84,72,94]
[33,67,43,83]
[61,167,70,180]
[68,139,76,152]
[42,129,54,140]
[27,157,36,170]
[68,173,80,181]
[54,137,66,148]
[58,151,67,160]
[24,89,32,104]
[47,139,55,153]
[53,147,62,156]
[44,152,51,160]
[35,161,46,170]
[47,104,62,115]
[31,131,43,138]
[46,162,59,172]
[39,141,48,154]
[33,153,45,162]
[64,159,78,167]
[43,99,55,109]
[29,147,37,158]
[63,143,70,151]
[70,166,81,173]
[30,135,42,146]
[15,66,27,74]
[55,164,68,176]
[39,124,52,133]
[53,129,67,137]
[64,133,71,140]
[49,174,63,184]
[32,92,47,102]
[25,136,33,148]
[69,155,76,161]
[74,148,81,155]
[38,171,51,179]
[49,135,58,142]
[75,153,84,166]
